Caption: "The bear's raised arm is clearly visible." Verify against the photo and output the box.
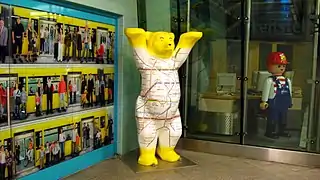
[124,28,147,48]
[176,32,203,49]
[174,32,203,68]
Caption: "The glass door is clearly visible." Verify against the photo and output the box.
[67,72,81,106]
[180,0,244,143]
[244,0,317,152]
[312,0,320,154]
[0,74,18,126]
[14,131,35,172]
[81,117,94,152]
[0,76,9,127]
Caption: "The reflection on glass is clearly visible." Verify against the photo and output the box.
[183,1,242,143]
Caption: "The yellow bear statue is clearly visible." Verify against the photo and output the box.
[125,28,202,166]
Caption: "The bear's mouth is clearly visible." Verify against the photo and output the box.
[164,46,173,50]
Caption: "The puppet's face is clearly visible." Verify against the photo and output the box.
[268,64,286,76]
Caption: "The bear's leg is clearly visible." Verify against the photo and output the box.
[157,114,182,162]
[136,117,159,166]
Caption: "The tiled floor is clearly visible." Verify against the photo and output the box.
[65,150,320,180]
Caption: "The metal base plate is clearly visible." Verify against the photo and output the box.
[121,149,197,173]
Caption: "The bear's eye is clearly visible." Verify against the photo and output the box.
[160,37,164,40]
[169,37,173,40]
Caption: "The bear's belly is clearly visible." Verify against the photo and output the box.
[137,70,181,119]
[140,70,181,102]
[136,95,180,119]
[141,82,181,101]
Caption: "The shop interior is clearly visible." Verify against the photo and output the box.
[179,0,320,153]
[187,41,308,149]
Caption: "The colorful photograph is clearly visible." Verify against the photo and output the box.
[1,6,115,65]
[0,4,116,180]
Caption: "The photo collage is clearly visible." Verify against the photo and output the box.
[1,6,115,64]
[0,4,116,180]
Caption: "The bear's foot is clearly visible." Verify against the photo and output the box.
[138,148,158,166]
[157,147,180,162]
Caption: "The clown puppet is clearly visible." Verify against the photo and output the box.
[260,52,292,139]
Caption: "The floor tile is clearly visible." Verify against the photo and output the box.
[65,150,320,180]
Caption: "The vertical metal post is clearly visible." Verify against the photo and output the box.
[6,83,10,128]
[182,0,191,137]
[176,0,181,35]
[8,5,12,62]
[8,6,13,143]
[311,0,320,151]
[241,0,252,144]
[304,1,313,41]
[186,0,191,31]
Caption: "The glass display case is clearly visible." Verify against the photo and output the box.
[170,0,320,156]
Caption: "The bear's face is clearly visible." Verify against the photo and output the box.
[147,31,175,59]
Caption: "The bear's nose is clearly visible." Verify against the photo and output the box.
[168,44,172,46]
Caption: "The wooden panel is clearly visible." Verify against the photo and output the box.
[292,43,313,87]
[272,43,277,52]
[198,97,236,113]
[209,40,227,92]
[248,42,259,88]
